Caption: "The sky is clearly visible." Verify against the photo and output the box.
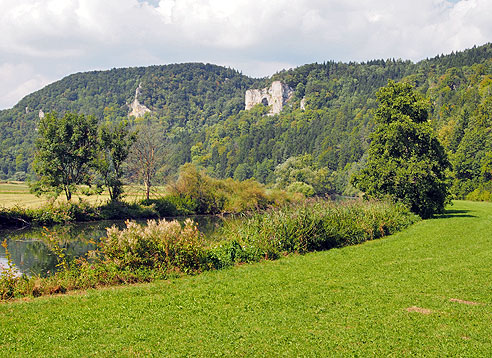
[0,0,491,109]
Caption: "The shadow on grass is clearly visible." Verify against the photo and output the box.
[434,209,476,219]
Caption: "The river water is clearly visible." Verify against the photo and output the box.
[0,216,223,277]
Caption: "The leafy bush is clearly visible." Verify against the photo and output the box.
[286,181,315,197]
[466,187,492,202]
[139,198,180,217]
[171,163,297,214]
[98,201,158,220]
[1,199,418,300]
[101,218,205,273]
[0,200,100,228]
[211,199,419,263]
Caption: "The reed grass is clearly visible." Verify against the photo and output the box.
[0,199,417,300]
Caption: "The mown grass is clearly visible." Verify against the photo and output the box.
[0,199,415,299]
[0,201,490,356]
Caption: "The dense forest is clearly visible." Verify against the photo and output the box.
[1,44,491,199]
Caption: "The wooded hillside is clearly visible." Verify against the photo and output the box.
[1,44,491,199]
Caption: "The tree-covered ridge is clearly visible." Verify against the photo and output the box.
[0,63,260,178]
[138,63,262,127]
[191,44,492,197]
[191,59,421,187]
[423,59,492,198]
[1,43,491,199]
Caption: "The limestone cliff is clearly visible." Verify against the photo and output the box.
[245,81,293,115]
[129,84,151,118]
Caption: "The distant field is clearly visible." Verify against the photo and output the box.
[0,201,491,356]
[0,182,168,208]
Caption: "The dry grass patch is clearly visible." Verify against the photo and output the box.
[449,298,481,305]
[406,306,433,314]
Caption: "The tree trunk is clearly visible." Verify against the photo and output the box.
[65,186,72,201]
[145,180,150,200]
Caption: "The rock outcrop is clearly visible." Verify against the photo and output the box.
[245,81,293,115]
[300,97,306,111]
[129,84,151,118]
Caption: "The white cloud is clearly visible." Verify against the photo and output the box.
[0,0,491,108]
[0,63,53,108]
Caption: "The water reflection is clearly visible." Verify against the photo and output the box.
[0,216,223,277]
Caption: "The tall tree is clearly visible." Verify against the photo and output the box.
[128,124,164,200]
[97,121,137,202]
[33,112,98,201]
[352,81,451,218]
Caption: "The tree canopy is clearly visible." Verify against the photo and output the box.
[1,44,492,200]
[33,112,98,201]
[352,81,451,218]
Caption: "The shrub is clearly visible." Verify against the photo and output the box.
[212,199,419,261]
[172,164,226,214]
[1,199,418,300]
[287,181,315,197]
[466,188,492,202]
[101,218,205,273]
[99,201,158,220]
[140,198,180,217]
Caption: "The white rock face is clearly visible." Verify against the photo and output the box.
[129,84,151,118]
[245,81,293,115]
[300,97,306,110]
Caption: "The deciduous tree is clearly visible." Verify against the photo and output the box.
[128,124,164,200]
[97,121,137,202]
[352,81,451,218]
[33,112,98,201]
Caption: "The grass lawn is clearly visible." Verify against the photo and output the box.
[1,200,491,356]
[0,182,168,208]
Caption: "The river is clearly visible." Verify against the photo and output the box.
[0,216,223,277]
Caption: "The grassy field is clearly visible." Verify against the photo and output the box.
[0,200,491,356]
[0,182,168,208]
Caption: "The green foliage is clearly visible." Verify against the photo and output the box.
[2,201,491,355]
[98,201,158,220]
[1,45,492,200]
[0,200,100,228]
[286,181,315,197]
[352,81,451,218]
[0,240,20,300]
[172,163,226,214]
[211,199,419,265]
[274,154,332,195]
[102,219,204,273]
[33,112,98,201]
[0,169,297,228]
[0,198,418,300]
[465,187,492,202]
[96,121,137,202]
[171,163,297,214]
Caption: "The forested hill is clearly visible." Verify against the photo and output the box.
[0,63,263,179]
[1,44,492,199]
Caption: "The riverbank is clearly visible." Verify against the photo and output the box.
[0,172,300,229]
[1,199,417,300]
[1,201,490,355]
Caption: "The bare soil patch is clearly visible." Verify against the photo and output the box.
[406,306,433,314]
[449,298,481,305]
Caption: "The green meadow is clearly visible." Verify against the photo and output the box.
[1,200,491,356]
[0,182,167,209]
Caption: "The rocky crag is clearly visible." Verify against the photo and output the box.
[245,81,293,115]
[129,84,151,118]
